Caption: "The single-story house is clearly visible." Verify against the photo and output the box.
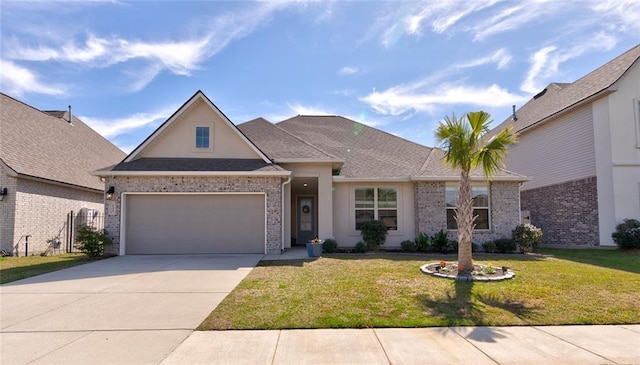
[0,93,126,255]
[93,91,527,255]
[489,44,640,246]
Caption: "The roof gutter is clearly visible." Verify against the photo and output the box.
[90,170,292,177]
[332,176,412,183]
[410,175,530,182]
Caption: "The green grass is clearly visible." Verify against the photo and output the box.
[198,250,640,330]
[0,254,91,284]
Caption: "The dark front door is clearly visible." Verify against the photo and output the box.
[297,196,316,244]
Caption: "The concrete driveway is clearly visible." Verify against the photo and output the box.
[0,254,262,365]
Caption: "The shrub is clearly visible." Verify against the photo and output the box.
[76,225,112,258]
[323,239,338,253]
[512,224,543,253]
[612,219,640,249]
[400,240,416,252]
[414,232,431,252]
[482,240,497,253]
[354,241,367,253]
[495,238,517,253]
[447,240,459,254]
[360,220,388,250]
[431,230,449,253]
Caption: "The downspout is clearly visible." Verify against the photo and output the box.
[281,176,292,252]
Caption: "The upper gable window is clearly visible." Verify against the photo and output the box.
[193,124,213,152]
[195,126,210,148]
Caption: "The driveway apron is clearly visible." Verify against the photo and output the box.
[0,254,261,365]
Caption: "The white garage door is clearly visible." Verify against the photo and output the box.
[124,194,265,254]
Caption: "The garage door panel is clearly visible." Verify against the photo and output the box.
[125,194,265,254]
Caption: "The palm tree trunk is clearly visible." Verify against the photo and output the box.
[456,169,474,278]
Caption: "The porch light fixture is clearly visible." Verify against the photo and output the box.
[0,187,7,201]
[105,186,115,200]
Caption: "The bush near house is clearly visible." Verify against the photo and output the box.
[483,238,517,253]
[360,220,388,250]
[513,224,543,253]
[322,239,338,253]
[612,219,640,250]
[76,225,113,258]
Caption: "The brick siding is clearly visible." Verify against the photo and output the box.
[0,166,104,255]
[104,175,283,254]
[414,181,521,244]
[521,176,599,245]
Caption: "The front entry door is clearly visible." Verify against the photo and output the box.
[297,197,316,244]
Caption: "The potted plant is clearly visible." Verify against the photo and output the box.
[306,237,324,257]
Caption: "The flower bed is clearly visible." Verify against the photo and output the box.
[420,261,515,282]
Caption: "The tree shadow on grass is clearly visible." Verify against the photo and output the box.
[416,280,540,326]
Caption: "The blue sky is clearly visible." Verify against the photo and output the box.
[1,1,639,153]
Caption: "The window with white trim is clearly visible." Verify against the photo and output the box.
[355,187,398,230]
[195,126,210,149]
[445,184,490,230]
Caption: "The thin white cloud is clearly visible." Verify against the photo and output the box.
[521,34,618,94]
[592,0,640,33]
[339,66,360,75]
[287,102,332,116]
[361,82,527,116]
[79,106,177,139]
[455,48,512,70]
[470,0,562,41]
[0,60,64,96]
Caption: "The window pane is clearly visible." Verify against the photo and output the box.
[445,186,458,207]
[472,186,489,207]
[378,210,397,230]
[355,210,374,230]
[474,209,489,229]
[195,127,210,148]
[446,209,457,230]
[377,188,397,208]
[355,188,374,208]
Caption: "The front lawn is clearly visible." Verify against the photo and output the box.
[198,250,640,330]
[0,254,91,284]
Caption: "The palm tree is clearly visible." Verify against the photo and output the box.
[435,111,517,278]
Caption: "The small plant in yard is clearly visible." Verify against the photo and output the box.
[322,239,338,253]
[360,220,388,250]
[400,240,416,252]
[612,219,640,250]
[415,232,431,252]
[354,241,367,253]
[76,225,112,258]
[431,230,450,253]
[513,224,542,253]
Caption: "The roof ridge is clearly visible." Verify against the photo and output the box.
[417,147,439,176]
[1,93,62,121]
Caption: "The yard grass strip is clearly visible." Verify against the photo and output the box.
[0,254,90,284]
[198,250,640,330]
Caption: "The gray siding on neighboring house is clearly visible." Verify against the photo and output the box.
[506,105,596,191]
[414,181,521,244]
[2,174,104,255]
[104,175,283,254]
[521,176,599,245]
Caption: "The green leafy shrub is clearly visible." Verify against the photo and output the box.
[512,224,543,253]
[414,232,431,252]
[76,225,112,258]
[431,230,449,253]
[482,240,497,253]
[354,241,367,253]
[495,238,517,253]
[400,240,416,252]
[322,239,338,253]
[612,219,640,249]
[360,220,388,250]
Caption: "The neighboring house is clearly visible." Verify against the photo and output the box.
[93,90,526,255]
[0,93,126,255]
[489,44,640,246]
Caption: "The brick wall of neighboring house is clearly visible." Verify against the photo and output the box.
[521,176,599,245]
[11,178,104,256]
[0,163,18,253]
[414,181,521,245]
[104,175,283,254]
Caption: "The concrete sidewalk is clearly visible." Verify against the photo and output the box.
[162,325,640,365]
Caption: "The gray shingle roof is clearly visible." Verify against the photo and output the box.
[0,93,126,190]
[238,118,341,161]
[111,158,285,172]
[276,116,432,178]
[418,148,527,180]
[492,44,640,135]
